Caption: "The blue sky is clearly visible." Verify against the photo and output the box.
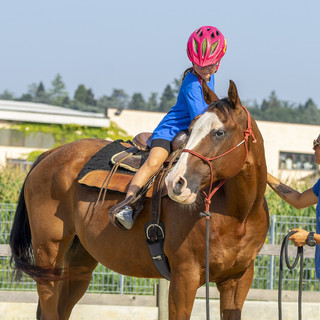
[1,0,320,108]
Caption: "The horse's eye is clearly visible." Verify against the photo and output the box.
[215,130,225,139]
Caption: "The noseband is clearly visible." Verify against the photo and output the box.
[182,105,256,212]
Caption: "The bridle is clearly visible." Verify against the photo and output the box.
[182,105,257,214]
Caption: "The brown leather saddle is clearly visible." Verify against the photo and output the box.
[78,131,188,198]
[78,131,188,231]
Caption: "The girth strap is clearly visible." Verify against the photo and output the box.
[145,222,170,280]
[144,147,184,280]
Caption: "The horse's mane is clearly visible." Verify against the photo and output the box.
[207,98,235,120]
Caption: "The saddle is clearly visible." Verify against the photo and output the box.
[78,131,189,198]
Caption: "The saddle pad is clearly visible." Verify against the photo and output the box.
[78,139,134,180]
[78,140,154,197]
[78,170,154,198]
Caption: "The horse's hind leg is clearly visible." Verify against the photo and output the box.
[35,237,97,320]
[57,236,98,319]
[34,239,68,320]
[217,264,254,320]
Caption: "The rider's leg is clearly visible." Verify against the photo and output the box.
[113,146,169,229]
[126,146,169,198]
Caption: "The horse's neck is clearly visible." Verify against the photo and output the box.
[224,147,267,221]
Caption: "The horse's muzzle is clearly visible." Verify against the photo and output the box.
[165,174,197,204]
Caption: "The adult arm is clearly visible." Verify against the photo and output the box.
[289,228,320,247]
[267,173,318,209]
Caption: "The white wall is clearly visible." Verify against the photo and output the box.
[257,121,319,180]
[108,108,320,180]
[0,146,47,167]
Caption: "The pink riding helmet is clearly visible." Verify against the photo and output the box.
[187,26,227,70]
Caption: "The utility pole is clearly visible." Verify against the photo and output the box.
[157,278,169,320]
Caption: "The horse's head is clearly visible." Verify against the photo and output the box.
[165,80,258,204]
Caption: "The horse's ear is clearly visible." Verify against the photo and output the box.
[202,81,219,105]
[228,80,242,109]
[188,114,202,132]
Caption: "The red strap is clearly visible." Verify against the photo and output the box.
[203,179,226,212]
[182,105,256,217]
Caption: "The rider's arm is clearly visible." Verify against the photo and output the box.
[267,173,318,209]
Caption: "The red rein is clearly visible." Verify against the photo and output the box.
[182,106,256,214]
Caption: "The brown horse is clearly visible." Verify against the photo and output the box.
[10,80,269,320]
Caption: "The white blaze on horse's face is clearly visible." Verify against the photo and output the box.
[165,111,224,204]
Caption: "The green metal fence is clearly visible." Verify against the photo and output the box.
[1,203,319,294]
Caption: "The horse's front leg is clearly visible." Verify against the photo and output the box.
[168,267,201,320]
[217,264,254,320]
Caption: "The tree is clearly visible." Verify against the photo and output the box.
[36,82,45,96]
[27,83,38,98]
[0,90,15,100]
[259,91,295,122]
[128,93,146,110]
[34,82,49,103]
[159,85,176,112]
[61,96,70,107]
[85,88,96,106]
[147,92,158,111]
[74,84,88,104]
[105,89,129,110]
[50,74,67,96]
[297,99,320,125]
[97,95,109,109]
[261,91,281,112]
[17,83,37,102]
[49,74,69,106]
[18,93,33,102]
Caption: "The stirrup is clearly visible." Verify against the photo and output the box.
[109,195,143,230]
[115,206,134,230]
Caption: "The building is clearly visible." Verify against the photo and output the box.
[0,100,109,168]
[1,100,319,181]
[107,108,320,181]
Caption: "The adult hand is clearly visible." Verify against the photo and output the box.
[289,228,309,247]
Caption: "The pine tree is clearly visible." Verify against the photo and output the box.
[147,92,158,111]
[128,93,146,110]
[35,82,49,103]
[74,84,88,104]
[86,89,96,106]
[50,74,69,106]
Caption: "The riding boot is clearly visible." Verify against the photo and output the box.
[113,205,134,229]
[109,194,145,230]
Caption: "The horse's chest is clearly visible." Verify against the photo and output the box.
[210,243,255,278]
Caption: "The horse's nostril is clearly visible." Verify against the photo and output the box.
[173,177,186,196]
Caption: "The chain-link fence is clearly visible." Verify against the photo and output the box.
[1,203,319,294]
[253,215,319,291]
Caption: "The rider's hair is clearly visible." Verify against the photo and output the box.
[182,67,193,81]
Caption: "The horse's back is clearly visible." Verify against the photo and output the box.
[27,138,108,187]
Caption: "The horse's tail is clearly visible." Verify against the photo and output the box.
[9,150,65,281]
[9,178,33,281]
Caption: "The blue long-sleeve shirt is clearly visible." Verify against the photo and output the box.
[152,72,215,142]
[312,179,320,278]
